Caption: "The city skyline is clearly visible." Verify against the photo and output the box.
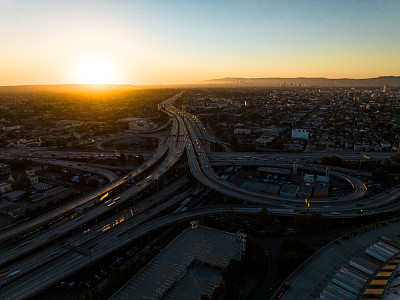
[1,0,400,85]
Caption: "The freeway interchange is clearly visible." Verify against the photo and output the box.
[0,92,400,299]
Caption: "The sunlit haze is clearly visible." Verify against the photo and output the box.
[76,57,116,84]
[0,0,399,85]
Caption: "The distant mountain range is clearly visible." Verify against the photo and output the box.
[1,76,399,92]
[203,76,400,88]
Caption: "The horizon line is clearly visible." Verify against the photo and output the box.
[1,75,400,87]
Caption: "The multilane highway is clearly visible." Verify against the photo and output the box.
[3,194,400,300]
[1,92,400,299]
[163,99,400,213]
[0,116,177,243]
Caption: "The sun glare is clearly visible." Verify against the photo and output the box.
[76,58,115,84]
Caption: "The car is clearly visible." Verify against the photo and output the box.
[100,270,108,276]
[5,270,21,279]
[67,282,75,289]
[94,275,101,281]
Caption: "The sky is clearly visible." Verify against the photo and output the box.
[0,0,399,85]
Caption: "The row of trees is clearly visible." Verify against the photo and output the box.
[200,210,244,233]
[204,239,267,300]
[279,238,314,277]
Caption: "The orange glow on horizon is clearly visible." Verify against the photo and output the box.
[76,57,116,84]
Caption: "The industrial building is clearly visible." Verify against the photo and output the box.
[313,182,330,198]
[111,223,245,300]
[297,182,314,199]
[0,163,10,175]
[291,128,309,140]
[280,183,299,198]
[256,166,291,177]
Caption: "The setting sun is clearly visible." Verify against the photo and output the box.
[76,57,116,84]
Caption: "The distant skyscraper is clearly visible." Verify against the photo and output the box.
[383,85,389,93]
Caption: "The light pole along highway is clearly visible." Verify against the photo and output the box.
[162,99,400,213]
[1,92,400,299]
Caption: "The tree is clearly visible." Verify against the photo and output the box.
[212,280,227,300]
[200,214,222,229]
[294,211,329,233]
[107,268,125,290]
[87,178,100,189]
[200,294,212,300]
[280,238,314,276]
[63,170,76,181]
[254,208,273,230]
[119,153,126,164]
[244,240,266,275]
[135,153,144,164]
[321,156,343,167]
[115,142,129,150]
[373,168,389,181]
[9,158,30,170]
[222,259,246,286]
[392,153,400,164]
[12,176,31,190]
[45,200,55,209]
[220,259,246,299]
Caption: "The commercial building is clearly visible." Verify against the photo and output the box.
[316,175,330,183]
[128,120,156,131]
[111,223,245,300]
[234,128,251,135]
[303,174,315,184]
[313,182,330,198]
[0,181,12,195]
[256,167,291,177]
[291,128,309,140]
[0,163,10,175]
[280,183,299,198]
[298,182,314,199]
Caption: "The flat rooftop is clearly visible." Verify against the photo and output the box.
[241,181,281,195]
[164,264,221,300]
[280,183,299,195]
[111,225,243,300]
[314,182,329,194]
[256,166,291,175]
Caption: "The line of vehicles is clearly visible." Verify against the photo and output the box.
[0,269,21,280]
[173,187,204,213]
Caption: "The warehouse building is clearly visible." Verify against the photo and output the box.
[111,223,245,300]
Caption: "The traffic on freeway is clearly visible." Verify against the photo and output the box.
[1,92,400,299]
